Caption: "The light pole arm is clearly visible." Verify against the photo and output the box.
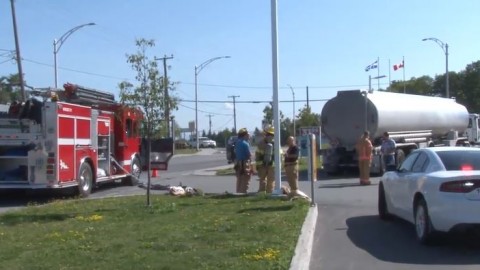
[422,37,447,54]
[54,23,96,53]
[194,55,230,151]
[195,56,230,75]
[423,37,449,98]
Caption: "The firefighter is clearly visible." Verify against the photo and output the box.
[256,126,276,193]
[356,131,373,185]
[234,128,252,193]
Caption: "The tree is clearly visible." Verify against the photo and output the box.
[296,105,320,128]
[0,73,23,103]
[262,105,273,126]
[387,76,435,96]
[459,61,480,112]
[118,38,177,206]
[261,105,290,144]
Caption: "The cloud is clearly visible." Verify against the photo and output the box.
[224,103,234,110]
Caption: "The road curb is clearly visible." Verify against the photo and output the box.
[290,204,318,270]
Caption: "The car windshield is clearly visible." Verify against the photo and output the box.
[436,150,480,171]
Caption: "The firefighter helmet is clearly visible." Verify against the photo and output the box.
[238,128,249,136]
[265,126,275,135]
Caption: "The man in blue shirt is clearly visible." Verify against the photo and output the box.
[381,132,397,171]
[234,128,252,193]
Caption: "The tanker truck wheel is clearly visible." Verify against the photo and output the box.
[395,149,405,168]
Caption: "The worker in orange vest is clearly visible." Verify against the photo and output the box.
[355,131,373,185]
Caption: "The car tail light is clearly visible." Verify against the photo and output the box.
[440,180,480,193]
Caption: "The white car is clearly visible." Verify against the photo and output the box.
[189,137,216,148]
[378,147,480,244]
[199,137,216,148]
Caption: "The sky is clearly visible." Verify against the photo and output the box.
[1,0,480,137]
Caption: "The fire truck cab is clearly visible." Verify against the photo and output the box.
[0,83,143,197]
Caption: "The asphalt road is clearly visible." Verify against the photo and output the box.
[310,175,480,270]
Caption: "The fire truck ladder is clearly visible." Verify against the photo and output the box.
[62,83,116,106]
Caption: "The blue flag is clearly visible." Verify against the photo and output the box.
[365,60,378,72]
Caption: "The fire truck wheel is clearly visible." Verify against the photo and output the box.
[78,162,93,197]
[122,157,141,186]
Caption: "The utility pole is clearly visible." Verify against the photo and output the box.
[170,116,175,145]
[10,0,26,101]
[155,55,174,137]
[306,86,310,110]
[206,114,214,135]
[228,95,240,133]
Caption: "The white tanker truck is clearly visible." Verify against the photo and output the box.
[320,90,480,174]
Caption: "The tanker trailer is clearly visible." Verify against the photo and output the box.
[320,90,469,174]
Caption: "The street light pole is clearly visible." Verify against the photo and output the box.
[228,95,239,133]
[288,84,295,136]
[194,56,230,151]
[54,22,95,88]
[422,37,449,98]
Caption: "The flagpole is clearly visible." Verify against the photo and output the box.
[403,56,406,93]
[368,75,371,92]
[377,57,380,90]
[388,59,391,89]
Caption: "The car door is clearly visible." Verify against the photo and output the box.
[389,152,419,218]
[398,152,429,218]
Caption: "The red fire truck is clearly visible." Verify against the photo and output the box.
[0,83,143,197]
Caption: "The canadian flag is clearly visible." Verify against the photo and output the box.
[393,61,404,71]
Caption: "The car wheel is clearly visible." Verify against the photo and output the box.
[378,183,392,220]
[78,162,93,197]
[414,199,435,244]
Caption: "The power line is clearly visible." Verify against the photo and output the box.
[213,117,233,132]
[180,99,330,103]
[178,82,387,89]
[22,58,131,81]
[0,58,13,64]
[177,103,233,116]
[18,56,390,90]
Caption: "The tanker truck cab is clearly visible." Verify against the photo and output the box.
[466,113,480,144]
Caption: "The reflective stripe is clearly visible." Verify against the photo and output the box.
[58,138,92,145]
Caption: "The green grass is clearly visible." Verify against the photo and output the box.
[216,157,323,176]
[216,165,236,176]
[0,194,309,270]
